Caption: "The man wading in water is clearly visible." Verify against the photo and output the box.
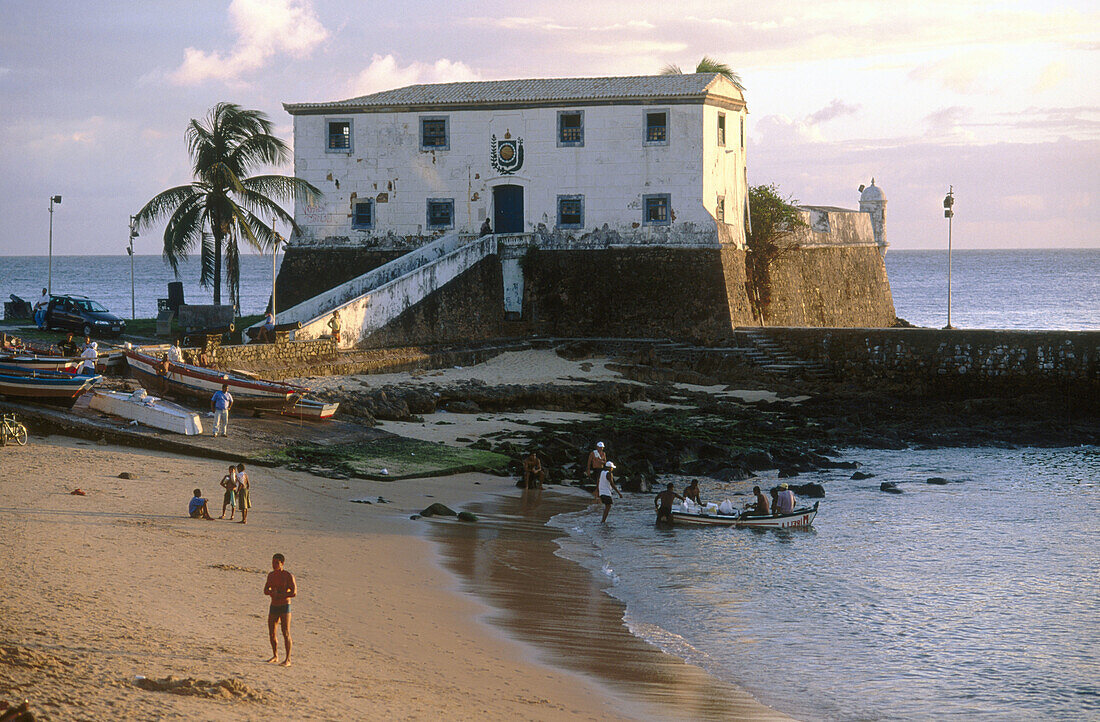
[594,461,622,523]
[654,482,684,524]
[264,553,297,666]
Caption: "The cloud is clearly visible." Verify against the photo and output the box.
[347,55,481,97]
[808,99,861,124]
[171,0,327,85]
[0,67,10,79]
[909,50,1006,93]
[924,106,973,136]
[1034,61,1069,93]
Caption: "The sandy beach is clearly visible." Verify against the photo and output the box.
[0,431,784,720]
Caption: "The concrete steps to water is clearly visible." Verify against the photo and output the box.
[733,328,831,378]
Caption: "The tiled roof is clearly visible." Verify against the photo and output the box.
[285,74,743,114]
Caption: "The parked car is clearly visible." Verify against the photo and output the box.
[45,295,127,337]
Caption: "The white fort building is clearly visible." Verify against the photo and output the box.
[284,73,748,248]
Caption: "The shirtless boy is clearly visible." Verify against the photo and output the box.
[264,553,297,666]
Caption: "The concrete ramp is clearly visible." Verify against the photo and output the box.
[275,233,498,348]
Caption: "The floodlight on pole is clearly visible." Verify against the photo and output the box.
[943,187,955,330]
[128,215,139,320]
[48,195,62,294]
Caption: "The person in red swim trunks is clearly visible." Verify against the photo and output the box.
[263,553,297,666]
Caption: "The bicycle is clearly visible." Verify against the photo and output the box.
[1,413,28,446]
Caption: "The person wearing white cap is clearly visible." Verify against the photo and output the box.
[776,483,797,515]
[586,441,608,482]
[594,461,622,523]
[78,341,98,375]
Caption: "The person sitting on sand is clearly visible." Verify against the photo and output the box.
[523,451,546,489]
[776,483,796,515]
[235,463,250,524]
[218,465,237,520]
[654,482,684,524]
[744,486,771,517]
[264,553,297,666]
[188,489,213,520]
[683,479,702,505]
[586,442,608,482]
[594,461,622,523]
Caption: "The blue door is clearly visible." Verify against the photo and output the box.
[493,185,524,234]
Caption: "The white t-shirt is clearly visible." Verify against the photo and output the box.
[597,471,613,497]
[167,345,183,363]
[36,292,50,309]
[777,490,796,514]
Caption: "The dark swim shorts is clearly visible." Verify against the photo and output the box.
[600,494,613,505]
[269,604,290,616]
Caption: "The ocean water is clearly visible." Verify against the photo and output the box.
[885,249,1099,330]
[0,255,276,319]
[0,249,1096,328]
[550,447,1100,721]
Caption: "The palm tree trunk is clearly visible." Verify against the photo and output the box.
[213,233,222,305]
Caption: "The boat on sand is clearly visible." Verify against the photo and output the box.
[671,502,819,529]
[280,398,339,421]
[123,348,307,411]
[89,390,204,435]
[0,367,101,407]
[0,352,81,373]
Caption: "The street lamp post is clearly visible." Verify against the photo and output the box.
[48,195,62,294]
[127,215,139,319]
[943,187,955,330]
[271,219,283,325]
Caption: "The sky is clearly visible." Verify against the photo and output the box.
[0,0,1097,255]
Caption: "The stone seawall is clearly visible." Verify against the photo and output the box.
[209,338,337,369]
[521,247,754,341]
[762,328,1100,397]
[763,245,895,327]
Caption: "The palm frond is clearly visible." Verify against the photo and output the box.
[134,185,200,231]
[160,195,207,275]
[695,56,744,90]
[199,232,216,289]
[242,175,322,205]
[223,234,241,312]
[659,63,683,75]
[229,133,291,170]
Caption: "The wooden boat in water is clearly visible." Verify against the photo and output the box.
[0,367,101,406]
[123,348,308,411]
[0,352,81,373]
[89,390,203,435]
[671,502,819,529]
[280,398,339,421]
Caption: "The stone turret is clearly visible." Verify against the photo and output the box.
[859,178,887,253]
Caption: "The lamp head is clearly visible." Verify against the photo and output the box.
[51,195,62,204]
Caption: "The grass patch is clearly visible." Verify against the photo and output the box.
[259,435,511,480]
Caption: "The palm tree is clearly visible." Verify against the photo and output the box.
[660,56,744,90]
[135,102,321,310]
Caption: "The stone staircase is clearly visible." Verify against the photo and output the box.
[733,328,831,378]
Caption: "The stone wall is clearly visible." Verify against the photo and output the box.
[763,327,1100,396]
[208,338,337,369]
[521,246,755,340]
[761,245,896,327]
[275,245,406,313]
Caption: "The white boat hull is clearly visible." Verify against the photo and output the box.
[671,502,819,529]
[89,390,204,435]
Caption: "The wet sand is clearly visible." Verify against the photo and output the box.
[428,488,789,721]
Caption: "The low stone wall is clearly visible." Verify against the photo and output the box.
[275,245,407,312]
[762,327,1100,396]
[209,338,337,369]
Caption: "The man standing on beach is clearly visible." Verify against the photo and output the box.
[263,553,296,666]
[586,442,608,483]
[218,465,237,520]
[211,382,233,437]
[236,463,250,524]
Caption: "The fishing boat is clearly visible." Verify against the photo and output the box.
[123,348,307,411]
[280,398,339,421]
[0,352,81,373]
[671,502,819,529]
[89,390,203,435]
[0,367,101,406]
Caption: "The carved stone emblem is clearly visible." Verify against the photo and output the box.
[490,131,523,175]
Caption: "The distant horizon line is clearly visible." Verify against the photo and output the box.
[2,246,1098,258]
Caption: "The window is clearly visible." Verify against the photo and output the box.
[716,195,725,223]
[643,194,671,226]
[645,110,668,144]
[558,111,584,146]
[557,195,584,229]
[420,116,449,150]
[327,120,351,152]
[717,113,726,147]
[426,198,454,229]
[353,200,374,229]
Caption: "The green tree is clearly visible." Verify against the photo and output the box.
[660,56,744,90]
[135,102,322,310]
[746,184,806,316]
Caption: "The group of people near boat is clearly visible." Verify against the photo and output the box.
[655,480,798,523]
[187,463,251,523]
